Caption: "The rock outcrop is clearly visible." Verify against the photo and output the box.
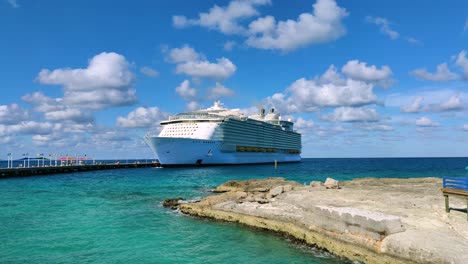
[176,177,468,264]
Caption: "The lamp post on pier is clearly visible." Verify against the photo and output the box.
[7,153,11,168]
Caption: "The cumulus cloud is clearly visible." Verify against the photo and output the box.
[22,92,63,112]
[44,109,94,123]
[37,52,137,110]
[176,57,236,81]
[455,50,468,80]
[168,45,200,63]
[410,63,459,81]
[140,66,159,77]
[168,45,237,81]
[401,94,465,113]
[266,65,379,114]
[117,106,168,129]
[172,0,271,35]
[246,0,348,51]
[321,107,379,122]
[401,96,424,113]
[366,16,399,40]
[0,121,60,136]
[176,80,197,101]
[0,104,30,125]
[463,124,468,131]
[208,83,235,100]
[341,60,393,86]
[415,117,439,127]
[294,117,315,133]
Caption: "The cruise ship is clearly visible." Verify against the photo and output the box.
[144,102,301,166]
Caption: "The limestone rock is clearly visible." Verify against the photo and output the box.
[235,191,248,200]
[283,184,293,192]
[269,186,284,197]
[252,187,269,192]
[324,178,340,189]
[310,181,323,187]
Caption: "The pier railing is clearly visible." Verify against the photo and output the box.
[0,162,160,179]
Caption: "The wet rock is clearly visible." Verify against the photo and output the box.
[324,178,340,189]
[163,197,184,209]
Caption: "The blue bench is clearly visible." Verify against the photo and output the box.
[441,177,468,221]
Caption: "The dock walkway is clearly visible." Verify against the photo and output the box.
[0,163,160,178]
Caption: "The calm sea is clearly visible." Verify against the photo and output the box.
[0,158,467,263]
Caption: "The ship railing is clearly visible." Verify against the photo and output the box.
[168,114,222,121]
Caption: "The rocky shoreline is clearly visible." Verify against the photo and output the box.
[168,177,468,264]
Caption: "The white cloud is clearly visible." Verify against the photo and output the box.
[341,60,393,86]
[168,45,237,81]
[44,108,94,123]
[267,65,378,114]
[463,124,468,131]
[464,19,468,32]
[208,83,235,100]
[223,40,237,51]
[168,45,200,63]
[7,0,19,8]
[410,63,459,81]
[0,121,60,136]
[366,16,399,40]
[246,0,348,51]
[116,107,168,129]
[176,57,236,81]
[409,94,464,112]
[140,66,159,77]
[455,50,468,80]
[22,92,63,112]
[172,0,271,35]
[0,104,29,125]
[37,52,137,110]
[186,101,202,111]
[401,96,424,113]
[321,107,379,122]
[175,80,197,101]
[437,94,464,111]
[294,117,315,133]
[415,117,439,127]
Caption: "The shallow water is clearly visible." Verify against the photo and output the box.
[1,158,467,263]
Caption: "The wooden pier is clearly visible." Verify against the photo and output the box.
[0,162,160,179]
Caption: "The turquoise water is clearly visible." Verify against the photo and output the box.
[1,158,467,263]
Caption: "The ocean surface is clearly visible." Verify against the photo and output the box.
[1,157,467,263]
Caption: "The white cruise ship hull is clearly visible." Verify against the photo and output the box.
[144,137,301,166]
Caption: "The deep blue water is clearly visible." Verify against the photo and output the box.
[0,158,467,263]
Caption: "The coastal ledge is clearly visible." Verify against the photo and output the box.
[177,177,468,264]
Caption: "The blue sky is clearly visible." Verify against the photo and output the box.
[1,0,467,159]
